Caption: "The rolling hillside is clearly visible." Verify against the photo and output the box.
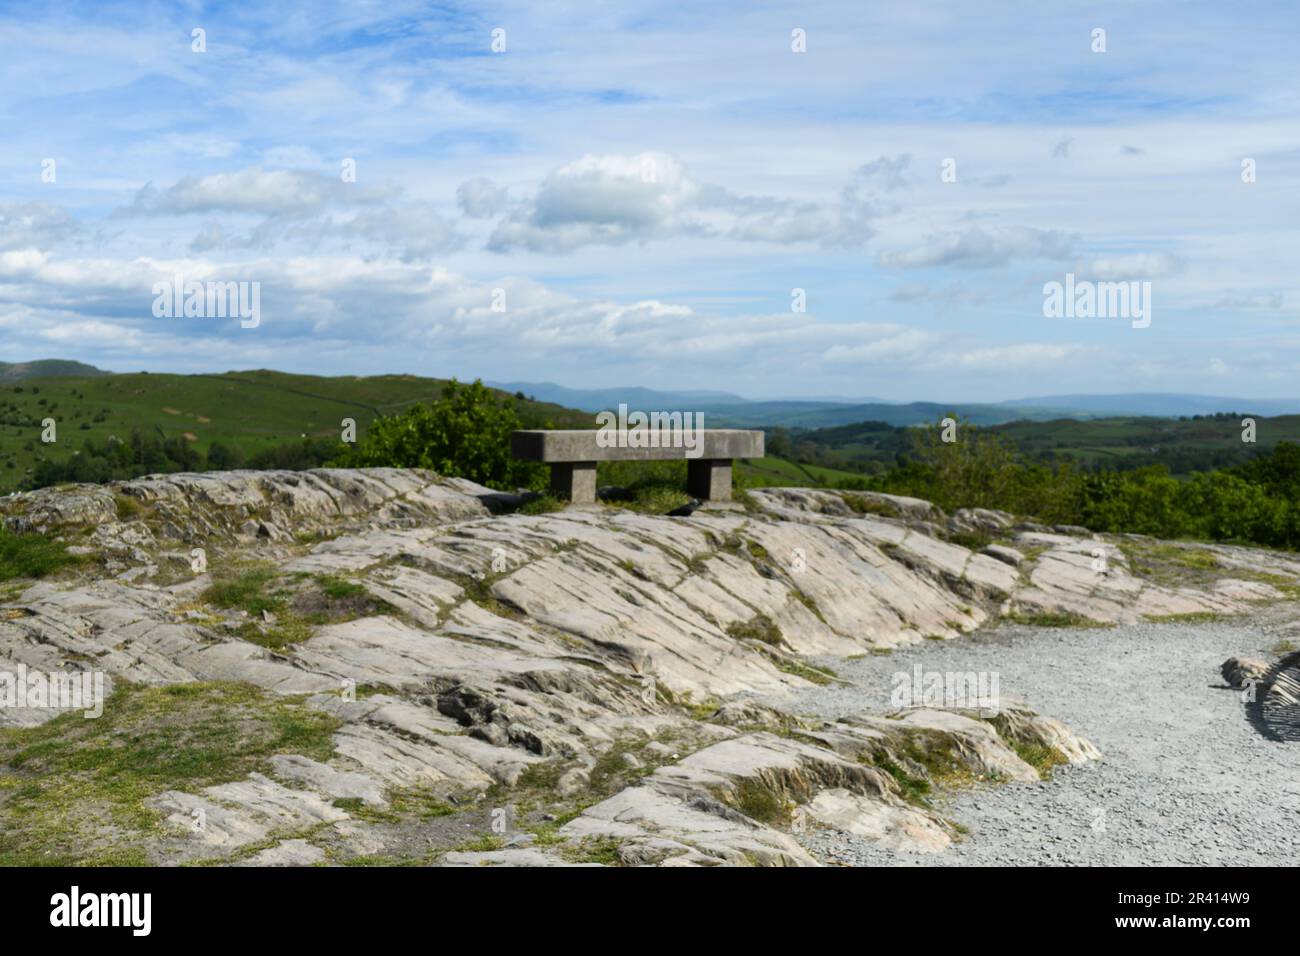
[784,412,1300,476]
[0,370,587,493]
[0,359,108,383]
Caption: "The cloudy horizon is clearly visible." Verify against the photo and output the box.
[1,1,1297,402]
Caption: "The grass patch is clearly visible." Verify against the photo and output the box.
[594,460,691,514]
[452,835,505,854]
[201,563,281,617]
[1271,639,1298,656]
[1141,611,1228,624]
[843,494,902,519]
[344,788,458,824]
[878,759,932,806]
[559,836,624,865]
[725,613,784,647]
[1008,742,1069,779]
[1007,611,1110,629]
[200,564,395,650]
[791,589,826,623]
[114,494,144,521]
[0,681,340,866]
[947,531,995,552]
[770,657,837,685]
[315,574,367,600]
[457,574,524,621]
[517,494,565,515]
[0,526,84,583]
[729,777,791,826]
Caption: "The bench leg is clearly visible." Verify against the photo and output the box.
[550,462,597,503]
[687,458,733,501]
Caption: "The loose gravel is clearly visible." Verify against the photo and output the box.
[768,609,1300,866]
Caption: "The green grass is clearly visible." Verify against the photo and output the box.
[0,370,589,494]
[0,681,340,866]
[878,759,932,805]
[559,836,625,865]
[315,574,367,600]
[199,564,393,649]
[1007,611,1110,629]
[728,777,791,826]
[516,493,565,515]
[770,657,838,685]
[725,613,784,646]
[114,494,144,521]
[201,563,281,617]
[0,526,84,582]
[1142,611,1228,624]
[735,456,865,490]
[1008,742,1069,779]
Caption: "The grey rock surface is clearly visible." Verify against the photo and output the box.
[1,470,1297,865]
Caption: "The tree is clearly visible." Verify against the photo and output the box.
[347,379,545,490]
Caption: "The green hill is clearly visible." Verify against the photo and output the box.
[0,359,108,383]
[0,370,587,493]
[781,412,1300,477]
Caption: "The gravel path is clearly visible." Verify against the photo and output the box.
[768,609,1300,865]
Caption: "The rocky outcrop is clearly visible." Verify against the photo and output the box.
[1221,657,1270,688]
[1,469,1295,866]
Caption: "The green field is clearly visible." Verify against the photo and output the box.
[0,370,587,493]
[736,455,865,489]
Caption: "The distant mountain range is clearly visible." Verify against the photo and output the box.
[0,359,109,382]
[492,381,1300,428]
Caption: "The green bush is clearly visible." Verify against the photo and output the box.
[344,379,546,490]
[864,426,1300,552]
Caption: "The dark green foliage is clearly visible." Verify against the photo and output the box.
[344,379,547,490]
[861,423,1300,551]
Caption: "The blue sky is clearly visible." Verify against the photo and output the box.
[1,0,1297,401]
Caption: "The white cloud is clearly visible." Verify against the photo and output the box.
[457,178,509,219]
[120,167,394,218]
[880,226,1075,270]
[1081,253,1183,280]
[0,202,78,251]
[484,152,901,253]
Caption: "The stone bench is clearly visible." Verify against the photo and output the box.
[510,429,765,504]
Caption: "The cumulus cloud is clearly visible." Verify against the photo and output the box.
[0,202,79,251]
[483,152,904,253]
[114,167,461,261]
[457,178,509,219]
[120,167,394,218]
[0,247,979,380]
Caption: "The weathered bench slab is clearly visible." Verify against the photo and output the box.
[510,429,764,504]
